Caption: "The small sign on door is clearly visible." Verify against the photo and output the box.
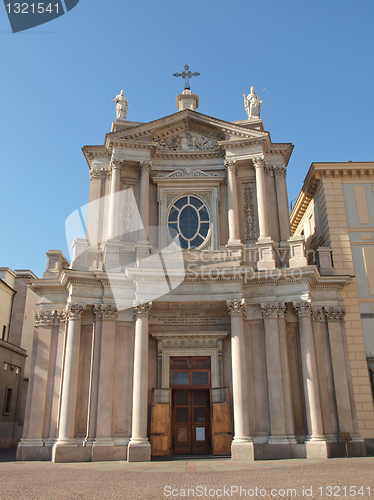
[196,427,205,441]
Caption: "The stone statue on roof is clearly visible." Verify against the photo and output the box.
[243,86,262,119]
[112,90,128,120]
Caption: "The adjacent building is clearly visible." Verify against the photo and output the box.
[0,268,37,448]
[17,87,369,462]
[290,162,374,452]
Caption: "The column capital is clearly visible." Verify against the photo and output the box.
[226,298,246,317]
[139,161,152,173]
[33,310,58,327]
[293,301,312,318]
[324,306,345,322]
[110,158,123,170]
[90,166,111,180]
[311,306,325,322]
[224,159,237,173]
[94,304,118,320]
[273,165,287,176]
[64,304,85,320]
[252,156,266,169]
[261,302,287,318]
[134,301,152,318]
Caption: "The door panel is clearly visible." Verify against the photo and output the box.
[210,387,233,456]
[173,391,192,454]
[172,390,210,455]
[150,388,172,456]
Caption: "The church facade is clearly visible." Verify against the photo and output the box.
[17,86,366,462]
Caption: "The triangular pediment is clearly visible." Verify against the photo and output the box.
[106,109,268,153]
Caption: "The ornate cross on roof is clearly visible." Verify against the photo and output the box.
[173,64,200,90]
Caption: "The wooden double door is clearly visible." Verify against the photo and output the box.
[172,389,210,455]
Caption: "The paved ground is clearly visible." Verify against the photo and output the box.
[0,451,373,499]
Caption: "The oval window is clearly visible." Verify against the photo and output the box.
[168,195,210,249]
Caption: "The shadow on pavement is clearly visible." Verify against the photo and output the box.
[0,447,17,462]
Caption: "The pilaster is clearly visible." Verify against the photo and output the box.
[92,305,119,461]
[52,304,86,463]
[136,161,152,263]
[17,311,58,461]
[261,303,292,458]
[294,301,327,458]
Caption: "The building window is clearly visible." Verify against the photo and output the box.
[2,325,6,340]
[3,387,13,415]
[168,195,210,250]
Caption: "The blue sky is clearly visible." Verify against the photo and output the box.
[1,0,374,278]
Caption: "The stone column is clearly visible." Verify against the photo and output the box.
[261,303,291,457]
[253,157,275,270]
[104,159,122,269]
[52,304,85,463]
[224,160,243,257]
[274,166,291,242]
[294,301,327,458]
[107,159,122,240]
[128,302,152,462]
[136,162,152,262]
[253,157,270,239]
[17,311,57,461]
[87,167,109,270]
[227,299,254,461]
[325,307,355,434]
[91,305,118,461]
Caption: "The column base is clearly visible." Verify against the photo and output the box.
[256,237,276,270]
[103,240,121,271]
[16,439,52,461]
[127,441,151,462]
[136,241,152,265]
[92,439,127,461]
[288,235,307,268]
[52,441,92,463]
[226,240,243,260]
[231,440,254,461]
[305,440,329,459]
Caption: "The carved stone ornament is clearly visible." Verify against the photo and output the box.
[293,301,312,318]
[134,301,153,318]
[90,166,111,179]
[122,186,134,241]
[94,304,118,320]
[243,183,256,240]
[324,306,346,322]
[311,306,325,322]
[33,310,58,326]
[226,298,246,316]
[156,132,219,152]
[64,304,85,320]
[252,157,266,169]
[261,302,287,318]
[154,168,222,179]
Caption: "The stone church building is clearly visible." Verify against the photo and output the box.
[17,82,366,462]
